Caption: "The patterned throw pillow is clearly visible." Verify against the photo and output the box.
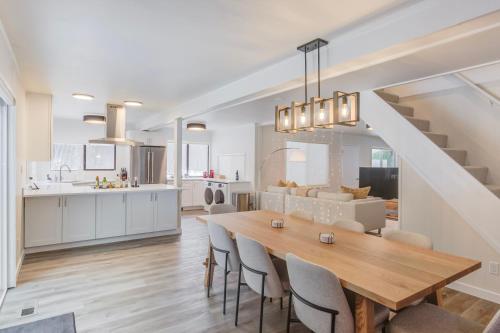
[340,185,371,199]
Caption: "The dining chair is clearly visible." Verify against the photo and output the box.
[388,303,499,333]
[209,203,237,215]
[288,210,314,222]
[333,219,365,233]
[285,253,389,333]
[235,233,289,333]
[382,230,433,249]
[207,221,241,315]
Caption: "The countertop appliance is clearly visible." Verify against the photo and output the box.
[130,145,167,184]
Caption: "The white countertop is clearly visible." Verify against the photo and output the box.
[23,183,181,198]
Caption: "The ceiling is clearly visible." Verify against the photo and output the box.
[0,0,409,122]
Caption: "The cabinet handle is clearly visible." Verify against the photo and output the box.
[58,197,61,207]
[64,197,67,207]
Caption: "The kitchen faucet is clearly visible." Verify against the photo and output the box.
[59,164,71,182]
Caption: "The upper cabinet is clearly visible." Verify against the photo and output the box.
[126,130,166,146]
[26,92,52,161]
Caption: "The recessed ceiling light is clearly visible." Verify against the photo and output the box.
[187,122,206,131]
[124,101,143,107]
[72,93,94,100]
[83,114,106,124]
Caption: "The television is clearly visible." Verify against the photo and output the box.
[359,167,398,199]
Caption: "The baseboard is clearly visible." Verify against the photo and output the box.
[448,281,500,304]
[15,249,24,282]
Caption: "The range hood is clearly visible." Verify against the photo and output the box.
[89,104,143,146]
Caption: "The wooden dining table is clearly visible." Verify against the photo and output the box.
[197,210,481,333]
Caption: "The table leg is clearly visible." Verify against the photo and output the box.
[355,294,375,333]
[203,243,215,288]
[426,288,443,306]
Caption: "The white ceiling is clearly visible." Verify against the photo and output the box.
[0,0,408,122]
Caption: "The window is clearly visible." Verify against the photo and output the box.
[84,144,116,170]
[286,141,329,186]
[371,148,396,167]
[51,144,83,171]
[167,142,209,177]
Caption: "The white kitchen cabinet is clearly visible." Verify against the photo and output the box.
[155,191,179,231]
[25,196,62,247]
[181,186,193,207]
[96,193,126,239]
[62,195,96,243]
[26,93,52,161]
[126,191,155,234]
[192,181,205,206]
[181,180,205,208]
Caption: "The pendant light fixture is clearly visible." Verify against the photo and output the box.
[333,90,360,126]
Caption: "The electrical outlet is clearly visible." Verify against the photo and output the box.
[489,261,499,275]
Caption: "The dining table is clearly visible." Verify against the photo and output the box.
[197,210,481,333]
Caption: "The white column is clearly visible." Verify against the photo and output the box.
[174,117,182,188]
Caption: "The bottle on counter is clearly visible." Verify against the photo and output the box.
[235,170,239,181]
[95,176,100,189]
[102,177,108,188]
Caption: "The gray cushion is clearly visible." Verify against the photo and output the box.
[388,303,485,333]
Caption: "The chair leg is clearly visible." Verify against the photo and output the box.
[259,274,266,333]
[235,264,242,326]
[207,260,212,298]
[286,291,293,333]
[223,253,228,315]
[280,297,283,309]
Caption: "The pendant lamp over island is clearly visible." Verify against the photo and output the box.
[274,38,360,133]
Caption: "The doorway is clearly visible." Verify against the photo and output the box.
[341,145,360,188]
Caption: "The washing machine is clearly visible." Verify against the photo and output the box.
[204,181,228,211]
[203,181,215,211]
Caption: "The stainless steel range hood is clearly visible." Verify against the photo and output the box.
[89,104,143,146]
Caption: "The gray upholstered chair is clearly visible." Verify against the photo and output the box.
[286,253,389,333]
[206,221,241,314]
[209,203,237,215]
[289,210,314,222]
[235,233,289,333]
[388,303,499,333]
[333,219,365,233]
[383,230,433,249]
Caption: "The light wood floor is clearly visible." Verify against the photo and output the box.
[0,213,498,332]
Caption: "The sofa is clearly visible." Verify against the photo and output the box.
[258,186,386,233]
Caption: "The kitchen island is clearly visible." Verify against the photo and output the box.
[23,184,181,253]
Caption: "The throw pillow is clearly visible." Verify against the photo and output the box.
[340,185,371,199]
[287,181,298,188]
[277,179,287,187]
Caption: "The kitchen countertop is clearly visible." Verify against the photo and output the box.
[23,183,181,198]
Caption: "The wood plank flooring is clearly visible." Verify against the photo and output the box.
[0,212,498,332]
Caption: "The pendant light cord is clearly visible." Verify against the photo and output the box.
[304,49,308,102]
[317,45,320,97]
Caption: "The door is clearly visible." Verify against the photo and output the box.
[181,181,193,207]
[25,196,63,247]
[150,146,167,184]
[341,145,360,188]
[155,191,178,231]
[62,195,96,242]
[214,183,225,204]
[96,193,126,239]
[204,183,213,205]
[126,191,155,234]
[192,181,205,206]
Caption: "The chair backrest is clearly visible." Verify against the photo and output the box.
[209,204,237,215]
[286,253,354,333]
[333,219,365,233]
[383,230,433,249]
[235,233,284,298]
[484,310,500,333]
[207,221,240,272]
[289,210,314,222]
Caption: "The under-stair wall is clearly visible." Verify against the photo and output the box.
[361,91,500,255]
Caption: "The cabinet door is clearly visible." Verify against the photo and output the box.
[126,192,155,234]
[181,186,193,207]
[62,195,96,243]
[155,191,179,231]
[25,196,62,247]
[96,193,126,239]
[192,181,205,206]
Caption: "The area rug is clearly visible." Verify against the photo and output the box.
[0,313,76,333]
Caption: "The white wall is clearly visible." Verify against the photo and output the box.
[211,124,256,185]
[401,160,500,302]
[341,132,390,168]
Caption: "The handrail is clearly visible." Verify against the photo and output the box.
[453,73,500,106]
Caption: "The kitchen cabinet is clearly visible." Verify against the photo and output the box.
[25,196,62,247]
[126,191,155,234]
[26,93,52,161]
[96,193,126,239]
[192,181,205,206]
[62,195,96,243]
[181,181,193,207]
[181,180,204,208]
[155,191,179,231]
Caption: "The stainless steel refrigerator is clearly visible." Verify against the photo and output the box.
[130,146,167,184]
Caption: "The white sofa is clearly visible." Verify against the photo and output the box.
[258,186,386,232]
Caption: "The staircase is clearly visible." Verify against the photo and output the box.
[377,91,500,198]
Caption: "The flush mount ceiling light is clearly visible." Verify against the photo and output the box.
[83,114,106,124]
[124,101,143,107]
[274,38,360,133]
[72,93,95,100]
[187,122,206,131]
